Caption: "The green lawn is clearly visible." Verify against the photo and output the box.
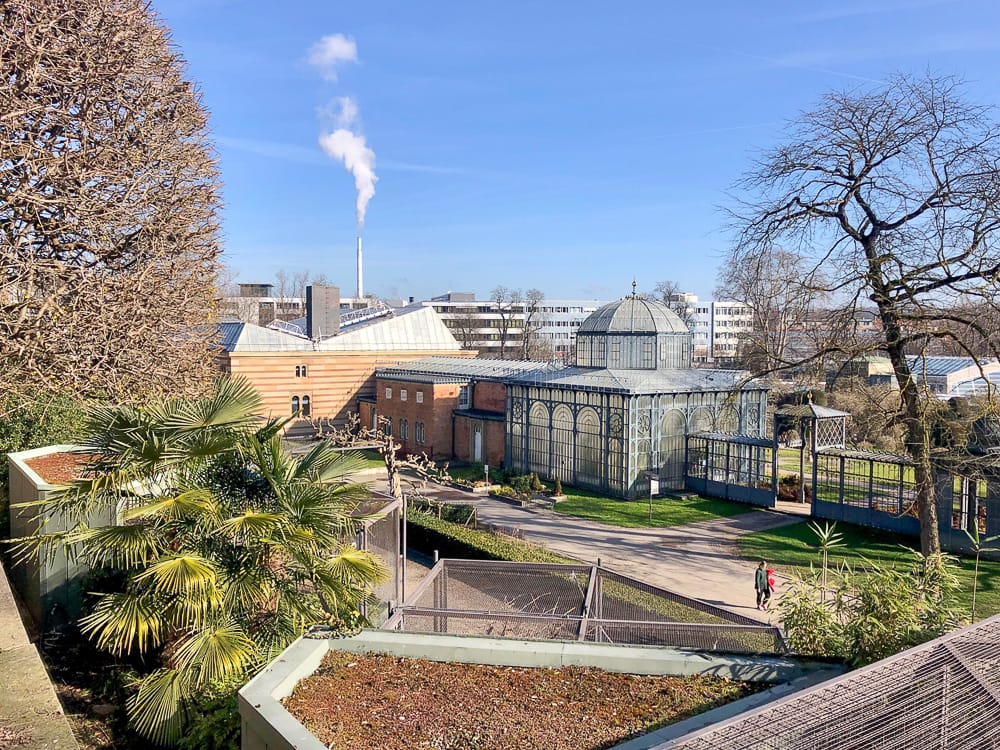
[737,520,1000,619]
[553,485,754,528]
[356,449,386,469]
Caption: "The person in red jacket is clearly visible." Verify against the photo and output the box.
[762,567,777,610]
[754,561,768,610]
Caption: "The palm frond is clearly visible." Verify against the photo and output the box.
[171,621,257,687]
[293,444,368,484]
[75,523,162,569]
[135,554,218,596]
[80,592,166,656]
[163,377,263,431]
[219,569,274,614]
[215,511,284,541]
[127,668,187,745]
[326,545,390,587]
[253,416,294,443]
[241,433,294,497]
[120,488,218,523]
[166,585,225,631]
[7,530,73,567]
[163,428,241,462]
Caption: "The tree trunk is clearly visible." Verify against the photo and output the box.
[382,433,403,499]
[878,292,941,556]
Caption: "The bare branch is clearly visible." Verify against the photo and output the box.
[0,0,222,399]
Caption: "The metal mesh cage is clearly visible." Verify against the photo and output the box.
[386,559,784,655]
[659,615,1000,750]
[355,497,400,625]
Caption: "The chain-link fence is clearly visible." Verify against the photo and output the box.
[354,495,400,626]
[384,559,784,654]
[659,614,1000,750]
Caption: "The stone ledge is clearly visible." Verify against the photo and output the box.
[0,560,78,749]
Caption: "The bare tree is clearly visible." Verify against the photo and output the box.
[0,0,222,400]
[716,248,826,377]
[450,312,481,351]
[648,280,696,330]
[728,73,1000,555]
[520,288,546,359]
[309,413,448,499]
[491,285,522,359]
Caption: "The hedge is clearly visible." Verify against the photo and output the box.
[405,509,574,563]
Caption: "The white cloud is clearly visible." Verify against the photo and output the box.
[306,34,358,81]
[319,129,378,228]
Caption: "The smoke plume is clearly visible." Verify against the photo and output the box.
[306,34,357,81]
[308,36,377,229]
[319,129,377,229]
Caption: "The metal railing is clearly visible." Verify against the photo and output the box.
[384,559,784,655]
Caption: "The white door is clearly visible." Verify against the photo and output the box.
[474,426,483,462]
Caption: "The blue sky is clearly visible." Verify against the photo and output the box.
[155,0,1000,302]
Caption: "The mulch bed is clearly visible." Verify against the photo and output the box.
[35,630,145,750]
[284,651,757,750]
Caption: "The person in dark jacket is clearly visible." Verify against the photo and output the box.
[754,560,768,610]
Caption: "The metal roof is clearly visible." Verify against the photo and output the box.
[948,371,1000,398]
[453,408,506,421]
[816,447,913,464]
[659,614,1000,750]
[508,366,762,394]
[216,322,312,352]
[377,356,559,382]
[906,355,993,377]
[315,306,461,351]
[775,403,850,419]
[689,432,774,447]
[578,295,689,335]
[217,307,462,353]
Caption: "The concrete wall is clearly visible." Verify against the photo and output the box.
[6,445,106,629]
[239,630,834,750]
[0,557,79,748]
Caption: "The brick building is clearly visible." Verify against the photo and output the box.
[371,293,768,498]
[361,359,553,464]
[216,303,471,425]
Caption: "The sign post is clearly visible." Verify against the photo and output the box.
[645,471,659,523]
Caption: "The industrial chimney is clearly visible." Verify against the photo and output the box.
[356,236,364,299]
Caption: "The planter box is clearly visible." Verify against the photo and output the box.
[449,482,492,495]
[238,630,837,750]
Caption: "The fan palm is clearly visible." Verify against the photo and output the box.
[16,378,387,744]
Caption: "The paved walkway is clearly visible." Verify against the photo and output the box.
[376,478,805,624]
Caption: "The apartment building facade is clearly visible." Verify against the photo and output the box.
[420,292,607,362]
[686,299,754,365]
